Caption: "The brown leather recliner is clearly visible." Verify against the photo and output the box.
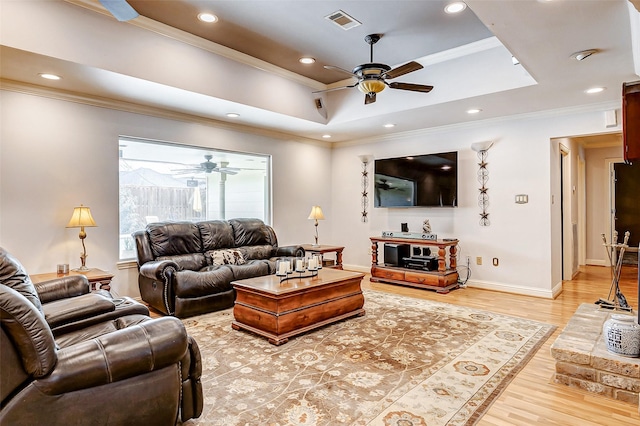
[0,248,203,425]
[0,247,149,336]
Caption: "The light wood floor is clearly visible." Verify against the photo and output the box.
[362,264,640,425]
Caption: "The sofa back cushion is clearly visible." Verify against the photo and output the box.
[147,222,202,258]
[0,247,44,315]
[198,221,235,251]
[229,218,276,247]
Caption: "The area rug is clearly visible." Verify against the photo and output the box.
[182,290,555,426]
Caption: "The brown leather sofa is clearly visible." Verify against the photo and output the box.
[133,218,304,318]
[0,248,203,425]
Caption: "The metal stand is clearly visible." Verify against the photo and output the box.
[596,231,632,311]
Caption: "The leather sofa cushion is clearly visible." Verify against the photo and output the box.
[226,260,270,280]
[147,222,202,258]
[0,286,57,378]
[173,267,234,298]
[229,218,275,247]
[0,247,44,314]
[54,314,151,348]
[237,245,275,261]
[198,220,235,251]
[157,253,207,272]
[43,293,115,329]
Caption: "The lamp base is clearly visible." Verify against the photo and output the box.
[73,266,91,272]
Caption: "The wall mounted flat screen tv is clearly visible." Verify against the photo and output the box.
[374,151,458,208]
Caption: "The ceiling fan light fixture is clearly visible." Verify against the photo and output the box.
[358,79,386,94]
[445,2,467,14]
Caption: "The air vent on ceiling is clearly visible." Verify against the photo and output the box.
[325,10,361,30]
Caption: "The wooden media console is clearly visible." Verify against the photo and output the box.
[370,236,459,293]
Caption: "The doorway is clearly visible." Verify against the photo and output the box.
[612,161,640,264]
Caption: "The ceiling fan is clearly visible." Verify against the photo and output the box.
[316,34,434,105]
[375,179,400,191]
[173,155,240,175]
[98,0,139,21]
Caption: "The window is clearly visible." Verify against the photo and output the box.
[119,138,271,260]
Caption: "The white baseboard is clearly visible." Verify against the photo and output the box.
[586,259,607,267]
[466,279,556,299]
[343,264,370,274]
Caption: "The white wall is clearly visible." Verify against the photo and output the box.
[330,107,619,298]
[0,90,332,297]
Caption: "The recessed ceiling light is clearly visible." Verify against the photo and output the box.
[383,123,396,128]
[226,113,240,118]
[571,49,598,61]
[511,56,520,65]
[299,57,316,64]
[444,2,467,14]
[198,12,218,23]
[585,87,605,94]
[39,73,61,80]
[467,108,482,114]
[322,134,332,139]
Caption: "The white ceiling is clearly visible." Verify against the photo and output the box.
[1,0,639,143]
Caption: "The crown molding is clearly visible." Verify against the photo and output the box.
[1,78,330,147]
[64,0,325,91]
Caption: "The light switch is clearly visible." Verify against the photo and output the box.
[515,194,529,204]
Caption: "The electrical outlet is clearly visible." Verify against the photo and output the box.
[493,257,499,266]
[476,256,482,265]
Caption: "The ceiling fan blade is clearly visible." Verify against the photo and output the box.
[388,82,434,93]
[99,0,139,21]
[324,65,357,77]
[383,61,423,80]
[364,92,377,105]
[312,82,358,94]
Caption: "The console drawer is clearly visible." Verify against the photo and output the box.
[405,271,440,286]
[371,267,405,281]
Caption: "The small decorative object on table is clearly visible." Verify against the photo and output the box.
[422,219,431,234]
[603,313,640,357]
[275,256,319,282]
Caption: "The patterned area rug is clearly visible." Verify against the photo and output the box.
[183,290,555,426]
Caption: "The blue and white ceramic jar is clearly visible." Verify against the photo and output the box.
[603,314,640,357]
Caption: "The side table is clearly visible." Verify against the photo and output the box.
[301,244,344,269]
[30,268,114,292]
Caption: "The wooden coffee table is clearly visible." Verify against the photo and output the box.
[231,268,365,345]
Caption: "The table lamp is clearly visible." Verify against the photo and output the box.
[307,205,325,246]
[66,204,97,271]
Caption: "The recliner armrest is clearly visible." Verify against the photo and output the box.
[42,293,116,329]
[139,259,179,281]
[35,275,90,303]
[34,317,188,395]
[274,245,305,258]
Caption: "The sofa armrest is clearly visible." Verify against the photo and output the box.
[34,317,188,395]
[42,293,116,329]
[139,259,179,281]
[35,275,90,304]
[274,245,305,258]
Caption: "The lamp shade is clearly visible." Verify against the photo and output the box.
[307,206,325,221]
[66,205,97,228]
